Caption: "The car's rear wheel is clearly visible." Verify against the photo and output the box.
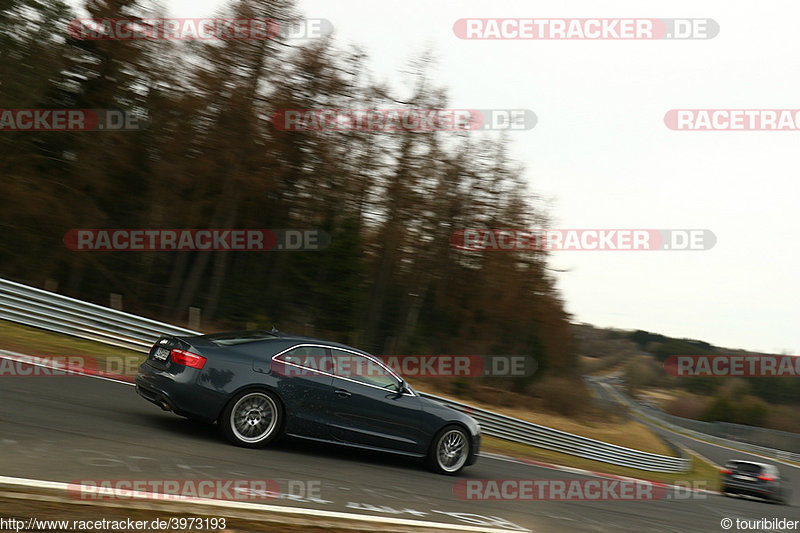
[427,425,470,475]
[220,390,283,448]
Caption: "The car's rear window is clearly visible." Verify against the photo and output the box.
[727,462,763,474]
[205,331,279,346]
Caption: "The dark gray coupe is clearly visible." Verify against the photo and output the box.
[721,460,789,504]
[135,330,480,474]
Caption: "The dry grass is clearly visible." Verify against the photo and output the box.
[0,320,143,362]
[411,382,674,455]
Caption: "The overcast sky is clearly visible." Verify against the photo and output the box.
[72,0,799,354]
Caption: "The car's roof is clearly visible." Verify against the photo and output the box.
[189,330,370,354]
[277,335,369,351]
[726,459,771,467]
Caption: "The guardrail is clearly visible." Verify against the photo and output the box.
[0,278,198,352]
[419,392,689,472]
[0,277,689,472]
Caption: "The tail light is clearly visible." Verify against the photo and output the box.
[720,469,732,475]
[757,474,775,482]
[170,349,206,369]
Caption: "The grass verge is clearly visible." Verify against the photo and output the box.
[0,320,144,362]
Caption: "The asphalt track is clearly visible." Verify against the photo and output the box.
[1,355,800,532]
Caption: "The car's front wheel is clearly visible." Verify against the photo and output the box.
[220,390,283,448]
[427,425,470,475]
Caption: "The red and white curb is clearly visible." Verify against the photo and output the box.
[0,349,135,384]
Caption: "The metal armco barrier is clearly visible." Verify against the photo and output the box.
[0,278,198,352]
[0,277,689,472]
[419,392,689,472]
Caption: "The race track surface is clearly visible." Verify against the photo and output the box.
[1,357,798,532]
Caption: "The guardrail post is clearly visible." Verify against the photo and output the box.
[188,306,201,330]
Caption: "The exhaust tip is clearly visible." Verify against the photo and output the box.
[159,401,171,411]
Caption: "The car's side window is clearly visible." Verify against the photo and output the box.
[275,345,331,373]
[330,349,400,392]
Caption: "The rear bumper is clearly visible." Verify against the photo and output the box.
[135,362,224,422]
[135,381,173,411]
[722,479,780,498]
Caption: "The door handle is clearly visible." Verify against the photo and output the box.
[334,388,351,398]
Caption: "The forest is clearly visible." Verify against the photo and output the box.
[0,0,575,392]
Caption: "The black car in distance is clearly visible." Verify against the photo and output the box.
[135,330,480,474]
[721,460,790,504]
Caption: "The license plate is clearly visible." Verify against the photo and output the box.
[733,475,755,481]
[153,347,170,361]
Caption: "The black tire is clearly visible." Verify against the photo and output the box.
[426,425,470,475]
[219,390,283,448]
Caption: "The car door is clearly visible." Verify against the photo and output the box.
[327,348,425,454]
[266,344,334,439]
